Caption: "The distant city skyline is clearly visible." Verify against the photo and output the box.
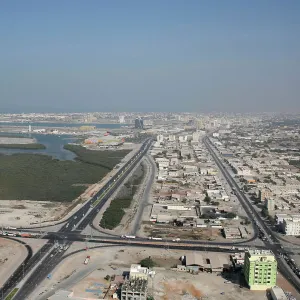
[1,1,300,113]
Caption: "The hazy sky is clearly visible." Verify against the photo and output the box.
[1,1,300,113]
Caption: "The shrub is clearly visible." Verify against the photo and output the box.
[140,257,155,268]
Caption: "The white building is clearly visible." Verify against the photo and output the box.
[129,264,149,280]
[265,198,275,211]
[236,166,252,176]
[168,135,176,141]
[169,157,180,166]
[275,213,288,225]
[157,134,164,143]
[179,135,187,142]
[270,286,288,300]
[192,131,201,142]
[283,218,300,236]
[119,115,126,123]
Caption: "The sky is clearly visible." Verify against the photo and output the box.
[0,1,300,113]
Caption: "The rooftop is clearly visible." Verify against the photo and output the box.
[121,278,148,293]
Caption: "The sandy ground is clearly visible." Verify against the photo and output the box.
[29,244,300,300]
[0,137,35,144]
[151,270,266,300]
[0,238,27,286]
[16,237,48,254]
[140,222,253,243]
[0,200,69,227]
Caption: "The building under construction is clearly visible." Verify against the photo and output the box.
[121,278,148,300]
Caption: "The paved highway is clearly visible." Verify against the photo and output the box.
[13,230,263,248]
[0,138,153,300]
[204,136,300,293]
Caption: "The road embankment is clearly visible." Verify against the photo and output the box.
[0,143,46,149]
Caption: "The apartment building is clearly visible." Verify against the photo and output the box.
[243,250,277,290]
[283,218,300,236]
[265,198,275,211]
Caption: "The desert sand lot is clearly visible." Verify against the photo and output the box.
[29,245,300,300]
[0,200,69,227]
[152,270,266,300]
[0,237,27,286]
[0,137,35,144]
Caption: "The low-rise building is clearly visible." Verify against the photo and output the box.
[238,226,249,238]
[185,252,229,273]
[223,227,241,239]
[150,203,198,223]
[194,218,208,228]
[283,218,300,236]
[270,286,288,300]
[230,253,245,266]
[129,264,149,280]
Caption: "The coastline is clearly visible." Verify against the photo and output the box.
[0,143,46,150]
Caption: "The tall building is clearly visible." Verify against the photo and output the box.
[119,115,126,123]
[243,250,277,290]
[135,117,144,129]
[259,188,272,202]
[192,131,201,142]
[265,198,275,211]
[157,134,164,143]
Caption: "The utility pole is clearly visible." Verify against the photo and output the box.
[90,227,94,248]
[39,217,42,236]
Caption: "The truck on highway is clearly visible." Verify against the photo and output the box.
[148,237,162,240]
[20,233,31,238]
[172,238,181,242]
[121,235,136,239]
[84,255,90,265]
